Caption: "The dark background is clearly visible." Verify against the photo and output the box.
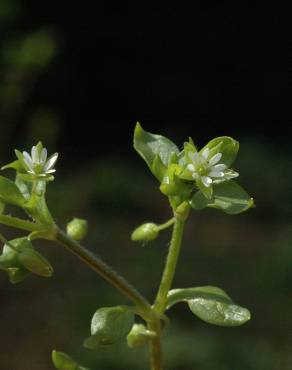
[0,1,290,370]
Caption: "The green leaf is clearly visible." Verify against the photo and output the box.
[52,350,91,370]
[190,181,254,214]
[167,286,250,327]
[0,176,26,206]
[0,200,5,214]
[203,136,239,167]
[84,306,134,349]
[134,122,179,180]
[7,266,30,284]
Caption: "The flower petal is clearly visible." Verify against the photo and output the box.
[212,163,227,171]
[201,148,210,159]
[202,176,212,187]
[31,146,38,163]
[209,153,222,165]
[40,148,47,163]
[44,153,58,171]
[209,170,224,177]
[22,151,33,170]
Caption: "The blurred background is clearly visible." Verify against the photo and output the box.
[0,1,290,369]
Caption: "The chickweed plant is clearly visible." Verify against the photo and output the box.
[0,124,254,370]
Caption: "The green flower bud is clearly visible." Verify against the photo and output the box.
[131,223,159,242]
[18,247,53,277]
[127,323,155,348]
[66,218,88,241]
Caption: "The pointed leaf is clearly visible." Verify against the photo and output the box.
[190,181,254,214]
[52,350,91,370]
[167,286,250,327]
[84,306,134,349]
[134,123,179,180]
[202,136,239,167]
[0,176,26,206]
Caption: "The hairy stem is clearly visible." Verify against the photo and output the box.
[55,229,152,313]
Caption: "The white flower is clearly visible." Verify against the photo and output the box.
[22,145,58,177]
[186,147,238,188]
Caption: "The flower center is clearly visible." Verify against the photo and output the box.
[197,164,207,176]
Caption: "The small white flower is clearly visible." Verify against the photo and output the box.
[22,145,58,177]
[186,147,238,188]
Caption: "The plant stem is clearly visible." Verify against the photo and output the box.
[157,217,175,231]
[0,214,40,232]
[154,215,186,314]
[55,229,152,314]
[147,320,163,370]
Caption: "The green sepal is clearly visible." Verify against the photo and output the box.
[190,181,254,214]
[166,286,251,327]
[127,323,155,348]
[151,155,167,182]
[202,136,239,167]
[1,159,23,172]
[133,123,179,180]
[7,266,31,284]
[197,179,213,200]
[84,306,134,349]
[0,237,30,283]
[0,176,26,206]
[52,350,91,370]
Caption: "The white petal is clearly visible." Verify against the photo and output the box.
[44,153,58,171]
[188,151,198,162]
[212,163,226,171]
[192,172,199,179]
[209,153,222,165]
[202,176,212,187]
[45,169,56,174]
[22,151,33,170]
[201,148,210,159]
[209,170,224,177]
[187,164,195,172]
[40,148,47,163]
[31,146,38,163]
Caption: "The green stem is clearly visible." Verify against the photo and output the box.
[154,216,186,314]
[157,217,175,231]
[0,214,40,232]
[147,320,163,370]
[55,229,152,314]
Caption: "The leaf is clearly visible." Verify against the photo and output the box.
[133,122,179,180]
[203,136,239,167]
[166,286,250,327]
[190,181,254,214]
[18,247,53,277]
[0,176,26,206]
[0,200,5,214]
[84,306,134,349]
[52,350,91,370]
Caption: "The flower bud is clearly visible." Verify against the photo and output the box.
[131,223,159,242]
[127,323,155,348]
[18,248,53,277]
[66,217,88,241]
